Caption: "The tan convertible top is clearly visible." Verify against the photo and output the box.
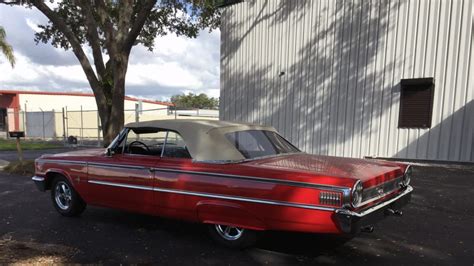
[125,119,277,162]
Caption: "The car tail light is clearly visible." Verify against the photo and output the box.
[351,180,364,208]
[402,165,412,187]
[319,191,342,206]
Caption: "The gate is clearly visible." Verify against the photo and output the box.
[26,111,56,138]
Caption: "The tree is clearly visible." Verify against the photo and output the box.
[1,0,219,144]
[0,26,15,67]
[170,92,219,109]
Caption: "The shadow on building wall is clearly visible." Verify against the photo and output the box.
[220,0,473,162]
[222,0,399,156]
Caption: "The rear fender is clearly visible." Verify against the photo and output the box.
[196,200,266,231]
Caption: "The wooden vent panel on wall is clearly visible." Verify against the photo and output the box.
[398,78,435,128]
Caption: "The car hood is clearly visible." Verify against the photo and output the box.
[246,153,406,187]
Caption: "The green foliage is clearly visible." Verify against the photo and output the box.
[0,26,15,67]
[170,92,219,109]
[34,0,220,52]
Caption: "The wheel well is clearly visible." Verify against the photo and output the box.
[44,172,66,190]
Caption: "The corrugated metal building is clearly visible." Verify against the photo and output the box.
[220,0,473,162]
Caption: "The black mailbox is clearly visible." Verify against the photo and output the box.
[9,131,25,138]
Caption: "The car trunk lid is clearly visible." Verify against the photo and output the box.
[248,153,404,188]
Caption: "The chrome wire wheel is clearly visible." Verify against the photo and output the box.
[54,181,72,210]
[215,224,245,241]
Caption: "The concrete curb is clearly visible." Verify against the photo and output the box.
[0,159,10,170]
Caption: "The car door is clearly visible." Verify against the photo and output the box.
[151,131,197,220]
[87,129,165,214]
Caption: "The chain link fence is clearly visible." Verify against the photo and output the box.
[2,105,218,147]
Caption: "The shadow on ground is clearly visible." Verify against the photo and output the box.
[1,164,473,264]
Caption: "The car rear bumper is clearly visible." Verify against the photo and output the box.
[334,185,413,234]
[32,176,46,191]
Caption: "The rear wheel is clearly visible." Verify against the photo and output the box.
[51,176,86,217]
[207,224,258,248]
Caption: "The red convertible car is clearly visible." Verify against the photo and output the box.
[33,120,412,247]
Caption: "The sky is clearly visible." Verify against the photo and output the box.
[0,4,220,102]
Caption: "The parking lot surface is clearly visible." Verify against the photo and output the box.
[0,150,473,264]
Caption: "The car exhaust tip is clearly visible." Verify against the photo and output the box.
[361,225,374,233]
[385,208,403,216]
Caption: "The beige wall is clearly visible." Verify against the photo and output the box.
[16,93,172,139]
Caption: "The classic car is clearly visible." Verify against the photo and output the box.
[32,120,413,248]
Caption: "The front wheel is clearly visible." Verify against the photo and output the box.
[207,224,258,248]
[51,176,86,217]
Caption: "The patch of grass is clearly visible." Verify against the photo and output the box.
[0,139,63,151]
[3,160,35,176]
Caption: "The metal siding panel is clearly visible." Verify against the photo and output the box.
[448,0,471,161]
[344,0,362,158]
[328,0,343,156]
[312,0,327,155]
[361,0,380,158]
[413,0,431,159]
[300,1,313,152]
[378,0,396,158]
[369,0,386,158]
[353,0,373,158]
[220,0,472,162]
[338,0,352,157]
[397,0,417,159]
[459,0,474,162]
[438,0,462,160]
[416,0,440,159]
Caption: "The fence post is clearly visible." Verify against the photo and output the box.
[24,103,27,138]
[41,109,45,140]
[80,105,84,145]
[62,107,66,143]
[97,110,101,147]
[135,103,140,123]
[65,106,68,138]
[22,109,26,134]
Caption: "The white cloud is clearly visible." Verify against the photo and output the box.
[0,4,220,101]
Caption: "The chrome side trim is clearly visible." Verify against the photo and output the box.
[87,180,336,212]
[151,167,349,192]
[335,185,413,218]
[32,176,45,182]
[88,162,149,171]
[37,159,87,166]
[35,159,349,193]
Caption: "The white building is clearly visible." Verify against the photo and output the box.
[219,0,473,162]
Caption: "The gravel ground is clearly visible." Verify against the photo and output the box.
[0,150,473,265]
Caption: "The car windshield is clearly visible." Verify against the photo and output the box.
[225,130,300,159]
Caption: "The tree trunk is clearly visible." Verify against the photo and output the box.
[100,53,128,146]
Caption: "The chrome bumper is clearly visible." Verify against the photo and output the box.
[334,185,413,233]
[32,176,46,191]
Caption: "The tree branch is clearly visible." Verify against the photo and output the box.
[117,0,133,46]
[122,0,157,54]
[79,2,106,81]
[95,0,117,59]
[30,0,105,102]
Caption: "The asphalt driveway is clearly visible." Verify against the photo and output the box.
[0,150,473,264]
